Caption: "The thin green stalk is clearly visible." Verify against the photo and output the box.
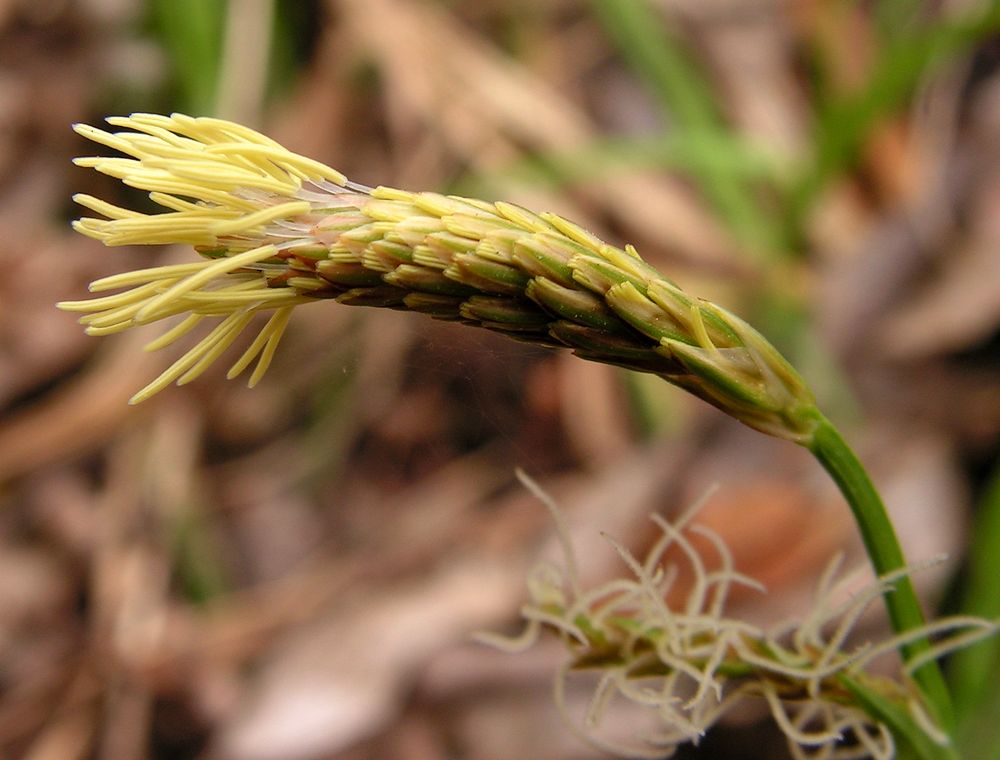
[950,458,1000,714]
[840,673,958,760]
[805,411,955,735]
[951,459,1000,759]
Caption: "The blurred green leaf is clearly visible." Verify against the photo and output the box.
[171,501,230,604]
[620,368,684,440]
[588,0,788,258]
[589,0,720,133]
[269,2,318,101]
[951,459,1000,758]
[789,3,1000,232]
[148,0,227,114]
[460,132,784,197]
[841,673,958,760]
[871,0,929,40]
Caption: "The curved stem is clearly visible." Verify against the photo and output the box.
[804,411,955,734]
[840,673,959,760]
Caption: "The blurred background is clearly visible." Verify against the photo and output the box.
[1,0,999,758]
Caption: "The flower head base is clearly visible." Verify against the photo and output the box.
[62,113,815,437]
[480,472,998,760]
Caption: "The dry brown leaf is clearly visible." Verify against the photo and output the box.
[878,236,1000,358]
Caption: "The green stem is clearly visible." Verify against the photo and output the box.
[841,673,959,760]
[804,411,955,735]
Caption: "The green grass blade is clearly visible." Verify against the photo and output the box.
[840,674,959,760]
[170,501,230,604]
[461,133,783,195]
[148,0,227,114]
[951,459,1000,754]
[789,4,1000,231]
[588,0,787,257]
[589,0,719,131]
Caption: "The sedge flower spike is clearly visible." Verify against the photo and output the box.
[62,113,816,437]
[481,473,999,760]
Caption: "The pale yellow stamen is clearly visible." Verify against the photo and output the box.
[223,306,295,385]
[203,143,348,185]
[63,114,356,401]
[104,116,207,151]
[72,193,145,221]
[71,218,117,242]
[71,124,137,156]
[176,312,257,386]
[147,192,213,212]
[81,298,166,328]
[143,157,298,195]
[89,262,214,292]
[85,323,141,337]
[209,200,310,236]
[248,306,293,387]
[129,310,253,404]
[134,245,279,323]
[689,299,719,355]
[143,314,205,352]
[56,280,165,313]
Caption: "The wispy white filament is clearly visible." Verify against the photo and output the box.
[483,477,998,759]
